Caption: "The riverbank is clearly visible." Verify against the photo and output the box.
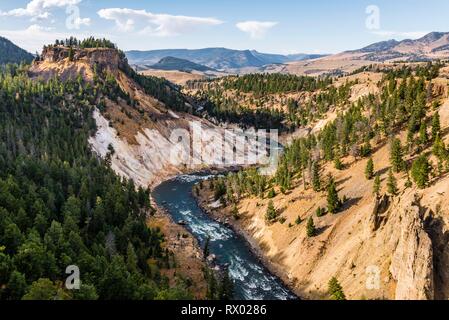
[148,200,208,299]
[147,166,254,300]
[153,174,295,299]
[193,180,302,300]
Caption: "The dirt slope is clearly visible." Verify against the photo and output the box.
[199,82,449,300]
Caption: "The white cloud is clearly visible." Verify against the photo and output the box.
[27,24,53,32]
[0,24,92,52]
[72,16,91,28]
[0,0,81,19]
[371,30,428,39]
[97,8,223,37]
[236,21,278,39]
[0,24,59,52]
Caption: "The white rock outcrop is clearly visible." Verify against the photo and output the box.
[390,195,434,300]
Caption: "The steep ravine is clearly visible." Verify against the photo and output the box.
[153,174,296,300]
[31,45,280,298]
[33,45,449,300]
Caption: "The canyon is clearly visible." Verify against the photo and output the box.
[26,40,449,301]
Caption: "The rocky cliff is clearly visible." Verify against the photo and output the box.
[389,195,434,300]
[29,46,126,82]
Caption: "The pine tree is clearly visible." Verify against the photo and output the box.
[373,174,381,196]
[203,236,211,258]
[218,268,234,300]
[231,204,240,220]
[432,112,441,141]
[311,161,321,192]
[360,141,372,158]
[432,134,447,162]
[68,46,74,62]
[206,270,217,300]
[22,279,58,300]
[72,284,99,300]
[365,158,374,180]
[328,277,346,300]
[327,176,341,214]
[6,271,27,300]
[411,155,431,189]
[265,200,278,223]
[126,243,138,272]
[316,207,324,217]
[306,217,316,238]
[406,128,415,152]
[334,157,343,170]
[418,122,428,147]
[387,169,398,196]
[435,135,448,174]
[275,161,291,191]
[390,138,404,173]
[405,172,413,188]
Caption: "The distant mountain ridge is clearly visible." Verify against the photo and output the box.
[126,48,327,70]
[150,56,216,73]
[276,31,449,77]
[0,36,34,65]
[128,31,449,78]
[346,31,449,61]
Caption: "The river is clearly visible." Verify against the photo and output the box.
[152,173,297,300]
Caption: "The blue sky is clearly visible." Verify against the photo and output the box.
[1,0,449,54]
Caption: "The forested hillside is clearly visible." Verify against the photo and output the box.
[150,56,215,73]
[185,73,353,131]
[0,62,193,300]
[0,37,34,65]
[274,62,444,189]
[199,61,449,300]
